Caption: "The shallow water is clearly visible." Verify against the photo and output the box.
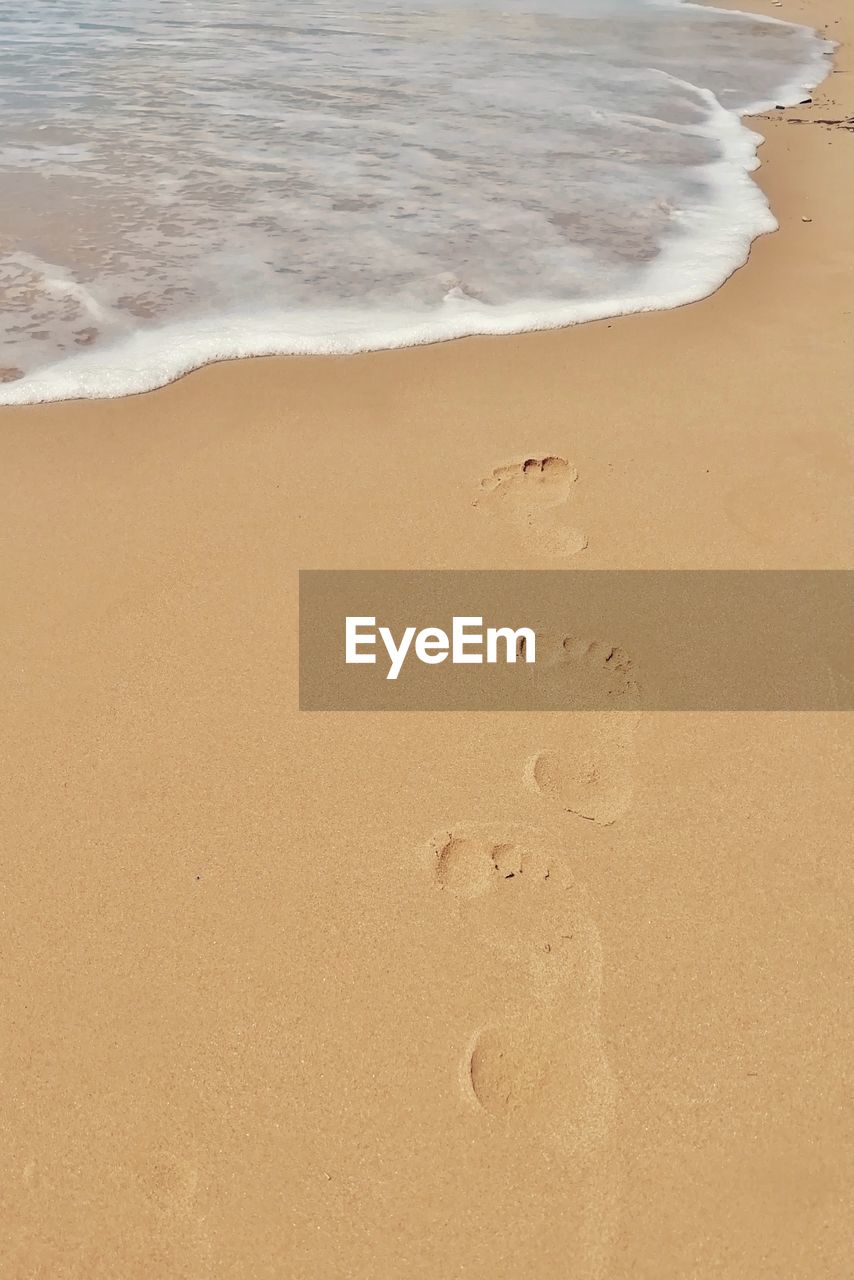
[0,0,832,403]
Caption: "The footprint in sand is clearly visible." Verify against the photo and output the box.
[526,712,639,826]
[475,455,587,556]
[525,637,640,824]
[533,633,640,710]
[429,822,615,1158]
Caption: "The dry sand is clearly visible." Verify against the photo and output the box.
[1,0,852,1275]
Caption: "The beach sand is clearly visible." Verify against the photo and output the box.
[1,0,852,1275]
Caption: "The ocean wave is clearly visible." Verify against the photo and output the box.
[0,0,832,403]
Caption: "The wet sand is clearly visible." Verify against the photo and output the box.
[1,0,852,1275]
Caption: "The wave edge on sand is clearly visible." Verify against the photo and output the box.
[0,0,834,404]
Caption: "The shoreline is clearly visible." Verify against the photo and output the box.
[0,2,836,408]
[2,6,849,566]
[1,1,851,1277]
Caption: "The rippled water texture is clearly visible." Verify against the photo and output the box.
[0,0,832,401]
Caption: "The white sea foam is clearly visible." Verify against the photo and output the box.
[0,0,832,403]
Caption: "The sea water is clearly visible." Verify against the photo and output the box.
[0,0,832,403]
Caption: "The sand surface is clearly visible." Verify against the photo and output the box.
[1,1,852,1275]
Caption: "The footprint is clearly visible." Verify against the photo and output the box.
[521,636,640,823]
[475,455,588,556]
[435,830,529,900]
[525,713,637,826]
[429,823,615,1158]
[534,633,641,711]
[465,1022,545,1117]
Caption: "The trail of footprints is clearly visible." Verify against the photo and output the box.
[423,455,639,1162]
[430,824,615,1157]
